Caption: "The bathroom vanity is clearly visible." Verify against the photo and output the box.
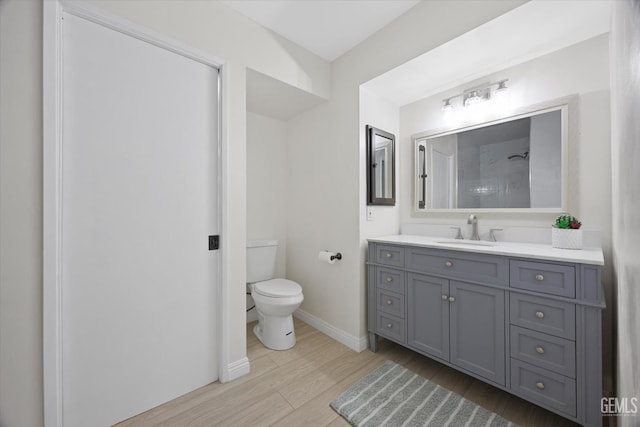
[367,235,605,427]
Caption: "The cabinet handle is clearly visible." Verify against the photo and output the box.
[535,311,545,319]
[386,323,393,329]
[535,274,545,281]
[441,294,448,301]
[445,261,453,267]
[386,277,393,282]
[449,296,455,302]
[385,253,392,258]
[536,381,545,390]
[386,299,393,305]
[536,346,545,354]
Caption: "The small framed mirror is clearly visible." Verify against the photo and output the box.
[367,125,395,206]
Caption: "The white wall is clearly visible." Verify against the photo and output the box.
[360,88,401,235]
[0,0,329,424]
[247,112,288,277]
[610,0,640,423]
[0,1,43,426]
[286,0,526,344]
[400,34,611,243]
[400,34,611,229]
[399,33,614,390]
[530,111,562,208]
[246,112,288,322]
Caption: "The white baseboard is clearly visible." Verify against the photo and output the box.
[294,309,368,352]
[221,357,250,383]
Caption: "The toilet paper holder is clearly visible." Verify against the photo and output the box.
[318,250,343,264]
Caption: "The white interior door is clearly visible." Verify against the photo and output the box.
[61,12,218,426]
[431,149,454,209]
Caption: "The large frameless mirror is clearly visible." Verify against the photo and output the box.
[415,102,569,212]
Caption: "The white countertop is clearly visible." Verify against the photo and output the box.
[368,234,604,266]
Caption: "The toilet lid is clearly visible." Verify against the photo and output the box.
[254,279,302,297]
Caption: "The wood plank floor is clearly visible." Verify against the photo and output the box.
[118,318,582,426]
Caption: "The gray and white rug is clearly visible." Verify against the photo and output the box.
[330,360,516,427]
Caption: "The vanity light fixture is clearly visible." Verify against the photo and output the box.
[442,98,453,111]
[441,79,510,110]
[495,79,508,92]
[464,89,485,106]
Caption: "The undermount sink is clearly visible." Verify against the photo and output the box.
[436,239,497,247]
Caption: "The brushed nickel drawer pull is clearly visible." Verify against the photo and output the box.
[385,253,392,258]
[386,323,393,329]
[445,261,453,267]
[535,311,545,319]
[449,296,455,302]
[386,300,393,305]
[536,381,545,390]
[535,274,545,281]
[386,277,393,282]
[536,346,545,354]
[442,294,448,301]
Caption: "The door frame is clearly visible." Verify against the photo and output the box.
[43,2,228,425]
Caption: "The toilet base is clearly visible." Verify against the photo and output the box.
[253,313,296,350]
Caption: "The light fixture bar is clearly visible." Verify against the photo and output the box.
[441,78,509,110]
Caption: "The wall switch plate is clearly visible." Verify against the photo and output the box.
[366,208,373,221]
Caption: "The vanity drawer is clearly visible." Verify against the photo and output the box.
[376,268,405,294]
[510,293,575,340]
[373,244,404,268]
[510,260,575,298]
[510,326,576,378]
[377,289,405,318]
[376,312,406,344]
[511,359,576,417]
[406,247,508,286]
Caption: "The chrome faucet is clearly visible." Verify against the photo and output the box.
[489,228,503,242]
[468,214,480,240]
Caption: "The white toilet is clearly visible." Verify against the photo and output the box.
[247,240,304,350]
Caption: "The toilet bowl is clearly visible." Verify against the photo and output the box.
[251,279,303,350]
[247,240,304,350]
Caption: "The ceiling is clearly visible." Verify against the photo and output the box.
[221,0,421,62]
[363,0,611,106]
[246,68,327,120]
[235,0,611,120]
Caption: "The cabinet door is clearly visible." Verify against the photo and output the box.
[449,281,506,385]
[407,273,449,361]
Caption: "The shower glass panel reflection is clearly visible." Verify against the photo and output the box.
[415,109,561,210]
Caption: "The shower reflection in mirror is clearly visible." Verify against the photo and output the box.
[415,107,564,211]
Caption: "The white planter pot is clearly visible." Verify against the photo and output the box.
[551,227,583,250]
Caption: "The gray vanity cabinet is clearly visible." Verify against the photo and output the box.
[367,241,605,427]
[449,280,506,385]
[407,273,449,361]
[407,274,505,385]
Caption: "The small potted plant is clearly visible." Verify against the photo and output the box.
[552,214,583,249]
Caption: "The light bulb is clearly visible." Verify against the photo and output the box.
[465,90,482,106]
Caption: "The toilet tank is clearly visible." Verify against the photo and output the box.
[246,240,278,283]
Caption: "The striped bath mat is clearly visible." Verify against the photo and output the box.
[330,360,516,427]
